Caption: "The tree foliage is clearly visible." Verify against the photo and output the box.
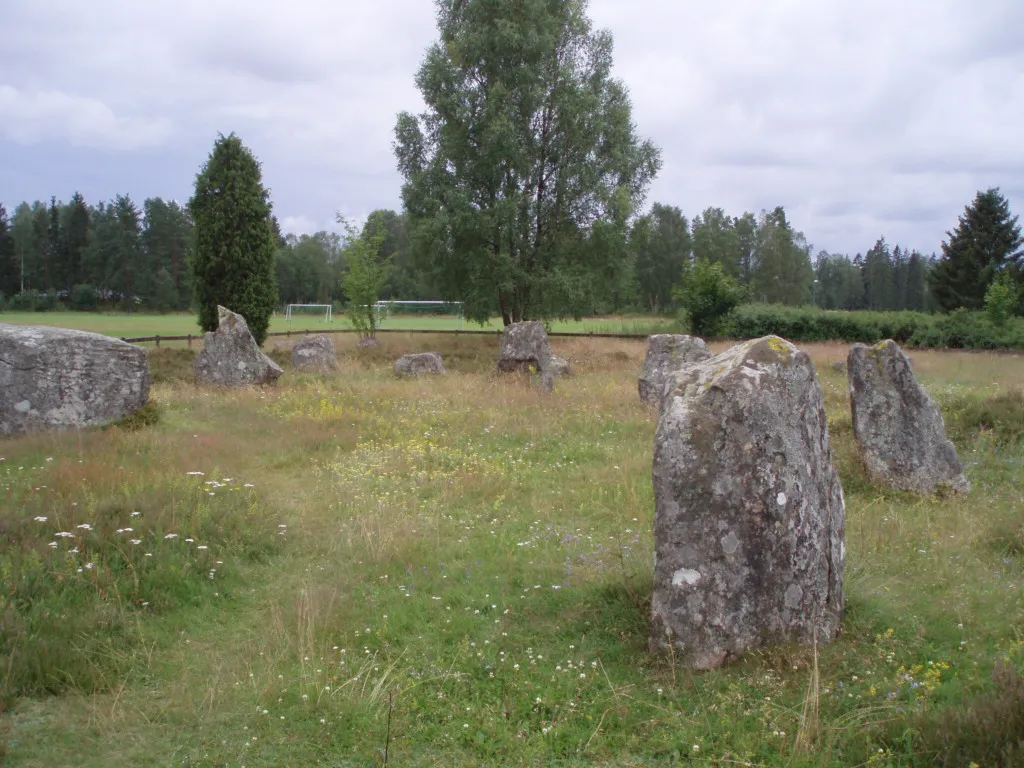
[394,0,661,325]
[340,216,391,340]
[929,188,1023,312]
[752,207,814,305]
[0,204,16,297]
[632,204,691,312]
[674,258,745,336]
[189,134,278,345]
[984,272,1018,327]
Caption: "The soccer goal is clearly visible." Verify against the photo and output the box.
[285,304,333,322]
[373,300,464,329]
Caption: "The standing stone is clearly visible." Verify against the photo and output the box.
[496,321,554,391]
[638,335,712,407]
[0,324,151,436]
[550,355,573,378]
[356,337,381,350]
[848,339,969,494]
[292,334,338,373]
[651,336,846,669]
[195,306,283,387]
[394,352,447,377]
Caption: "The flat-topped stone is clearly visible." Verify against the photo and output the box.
[651,336,846,669]
[0,324,151,435]
[394,352,447,377]
[292,335,337,373]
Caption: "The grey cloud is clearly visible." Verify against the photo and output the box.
[0,0,1022,258]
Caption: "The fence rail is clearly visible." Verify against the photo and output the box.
[120,328,652,346]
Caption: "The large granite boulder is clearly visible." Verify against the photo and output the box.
[496,321,553,391]
[394,352,447,377]
[848,340,969,494]
[292,334,337,373]
[638,335,712,407]
[0,324,151,436]
[651,336,846,669]
[195,306,283,387]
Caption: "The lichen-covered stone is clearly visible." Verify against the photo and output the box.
[496,321,553,392]
[394,352,447,377]
[292,335,337,373]
[550,355,573,378]
[848,339,969,494]
[638,335,712,407]
[0,324,151,436]
[651,336,846,669]
[195,306,282,387]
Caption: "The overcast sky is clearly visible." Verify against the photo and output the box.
[2,0,1022,257]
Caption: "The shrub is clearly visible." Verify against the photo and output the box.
[721,303,1024,350]
[985,273,1019,328]
[109,401,161,431]
[70,283,99,311]
[674,259,745,336]
[9,290,39,311]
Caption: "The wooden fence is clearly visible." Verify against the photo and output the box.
[121,328,651,346]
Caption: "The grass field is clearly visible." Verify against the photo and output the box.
[0,312,677,342]
[1,334,1023,766]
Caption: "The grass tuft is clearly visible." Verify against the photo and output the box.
[109,400,162,431]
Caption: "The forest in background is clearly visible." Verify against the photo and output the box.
[0,193,940,317]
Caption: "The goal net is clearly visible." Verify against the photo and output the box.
[373,300,464,329]
[285,304,333,322]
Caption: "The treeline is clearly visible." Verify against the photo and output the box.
[629,204,935,314]
[3,191,1017,325]
[0,195,193,311]
[0,195,421,312]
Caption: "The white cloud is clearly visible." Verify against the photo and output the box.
[0,0,1022,255]
[0,86,173,150]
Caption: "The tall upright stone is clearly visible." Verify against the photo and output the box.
[651,336,846,669]
[848,340,969,494]
[0,324,151,436]
[496,321,554,391]
[195,306,283,387]
[638,335,712,407]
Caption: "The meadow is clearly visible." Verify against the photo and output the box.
[0,312,677,342]
[1,333,1023,766]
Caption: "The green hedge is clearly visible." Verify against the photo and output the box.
[720,304,1024,350]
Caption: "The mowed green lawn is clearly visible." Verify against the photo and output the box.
[1,335,1022,766]
[0,311,676,341]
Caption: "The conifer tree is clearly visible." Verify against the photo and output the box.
[0,204,17,297]
[189,133,277,344]
[929,188,1023,311]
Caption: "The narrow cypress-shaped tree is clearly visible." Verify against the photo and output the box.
[189,133,277,344]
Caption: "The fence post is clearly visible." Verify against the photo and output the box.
[187,334,192,348]
[155,335,161,348]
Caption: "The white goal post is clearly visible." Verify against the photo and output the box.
[373,300,464,329]
[285,304,333,322]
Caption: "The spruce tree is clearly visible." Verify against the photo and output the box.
[0,204,17,297]
[189,133,277,344]
[929,188,1023,312]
